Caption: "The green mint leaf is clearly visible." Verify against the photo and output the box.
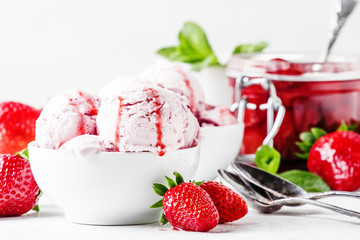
[232,41,268,55]
[156,21,221,69]
[32,204,40,212]
[190,54,220,71]
[173,172,184,185]
[254,145,281,174]
[157,47,178,59]
[17,148,29,161]
[149,199,164,208]
[160,212,168,225]
[279,170,330,192]
[152,183,168,196]
[178,21,214,60]
[165,176,177,188]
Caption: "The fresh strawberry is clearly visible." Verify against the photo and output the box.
[150,172,219,232]
[0,152,40,216]
[0,102,41,154]
[163,183,219,232]
[307,130,360,191]
[200,181,248,223]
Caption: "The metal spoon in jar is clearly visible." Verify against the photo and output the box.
[321,0,358,62]
[218,169,360,219]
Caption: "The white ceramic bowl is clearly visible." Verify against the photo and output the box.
[194,123,243,180]
[28,142,200,225]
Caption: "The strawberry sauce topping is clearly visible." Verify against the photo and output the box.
[68,99,86,136]
[60,90,98,148]
[144,88,165,156]
[114,97,124,151]
[68,90,98,136]
[176,69,195,112]
[78,91,98,115]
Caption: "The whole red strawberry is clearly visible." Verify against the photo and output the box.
[0,102,41,154]
[151,172,219,232]
[163,183,219,232]
[0,153,40,216]
[308,130,360,191]
[200,181,248,223]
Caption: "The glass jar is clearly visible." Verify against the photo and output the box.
[227,53,360,169]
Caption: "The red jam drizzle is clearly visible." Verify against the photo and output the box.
[114,96,124,151]
[68,91,86,136]
[78,91,98,115]
[144,88,165,156]
[176,69,195,112]
[67,91,99,134]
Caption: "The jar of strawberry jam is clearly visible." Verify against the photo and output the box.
[227,53,360,169]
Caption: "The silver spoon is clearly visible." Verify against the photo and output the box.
[232,162,360,201]
[218,169,282,213]
[321,0,358,62]
[218,169,360,219]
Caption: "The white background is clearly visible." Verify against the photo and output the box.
[1,0,360,108]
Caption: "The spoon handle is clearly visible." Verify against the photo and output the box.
[321,0,358,62]
[310,191,360,200]
[275,198,360,219]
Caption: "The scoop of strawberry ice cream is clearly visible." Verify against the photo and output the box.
[97,83,200,155]
[140,61,205,113]
[36,89,100,149]
[197,102,238,127]
[98,76,143,100]
[59,134,116,158]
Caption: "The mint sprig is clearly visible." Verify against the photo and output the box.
[157,21,268,71]
[278,170,330,192]
[232,41,268,55]
[157,21,220,71]
[254,145,330,192]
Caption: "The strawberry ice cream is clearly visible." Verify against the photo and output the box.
[98,76,143,100]
[140,61,205,113]
[97,83,200,156]
[35,89,100,149]
[197,102,237,127]
[59,134,116,158]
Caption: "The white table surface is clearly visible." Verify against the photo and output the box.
[1,195,359,240]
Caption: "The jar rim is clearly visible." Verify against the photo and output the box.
[226,52,360,82]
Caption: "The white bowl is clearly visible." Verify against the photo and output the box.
[28,142,200,225]
[194,123,243,180]
[192,66,233,107]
